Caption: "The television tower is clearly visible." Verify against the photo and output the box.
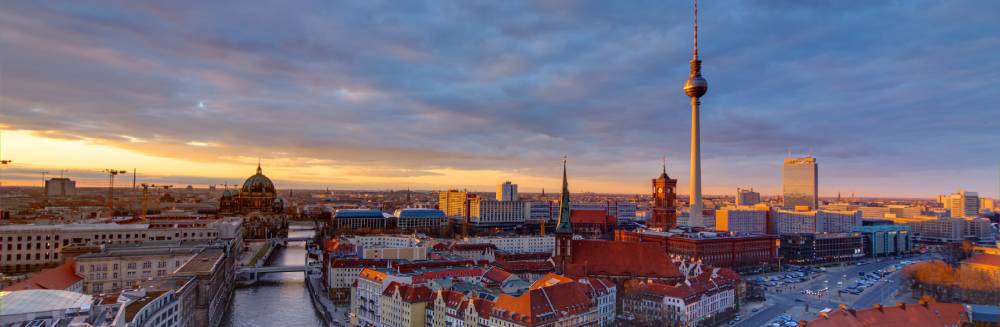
[683,0,709,227]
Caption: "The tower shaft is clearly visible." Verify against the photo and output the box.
[689,97,703,227]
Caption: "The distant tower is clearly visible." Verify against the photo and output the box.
[497,181,518,201]
[553,158,573,274]
[684,0,709,228]
[651,160,678,230]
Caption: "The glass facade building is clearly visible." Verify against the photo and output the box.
[782,157,818,210]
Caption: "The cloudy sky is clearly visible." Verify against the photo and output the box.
[1,0,998,198]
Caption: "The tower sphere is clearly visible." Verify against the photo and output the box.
[684,62,708,98]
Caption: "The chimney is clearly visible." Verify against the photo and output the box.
[899,302,906,310]
[797,320,808,327]
[818,312,829,319]
[874,303,883,312]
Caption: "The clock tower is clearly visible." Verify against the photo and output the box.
[651,162,678,230]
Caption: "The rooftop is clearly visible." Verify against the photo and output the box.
[334,209,389,219]
[1,259,82,292]
[0,223,149,232]
[0,289,93,316]
[174,248,225,274]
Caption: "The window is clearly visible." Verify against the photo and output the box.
[127,263,136,270]
[143,261,152,269]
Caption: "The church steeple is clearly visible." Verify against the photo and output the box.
[256,159,262,174]
[555,157,572,234]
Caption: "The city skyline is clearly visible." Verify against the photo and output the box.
[2,1,999,197]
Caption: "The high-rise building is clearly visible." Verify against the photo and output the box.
[496,181,518,201]
[438,190,474,218]
[947,191,979,218]
[44,178,77,197]
[782,156,818,210]
[735,188,761,206]
[651,166,678,230]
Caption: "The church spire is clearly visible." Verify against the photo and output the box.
[555,157,572,234]
[256,159,262,174]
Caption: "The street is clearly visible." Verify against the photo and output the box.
[733,253,934,327]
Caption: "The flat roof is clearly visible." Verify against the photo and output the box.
[174,248,224,274]
[0,223,150,232]
[0,289,93,316]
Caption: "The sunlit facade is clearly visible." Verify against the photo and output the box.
[782,157,818,210]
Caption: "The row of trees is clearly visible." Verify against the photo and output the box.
[902,259,999,304]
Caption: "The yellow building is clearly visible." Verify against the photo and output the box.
[379,282,432,327]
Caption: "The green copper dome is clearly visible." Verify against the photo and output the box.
[241,164,276,194]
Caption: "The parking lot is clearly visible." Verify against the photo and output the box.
[733,254,938,327]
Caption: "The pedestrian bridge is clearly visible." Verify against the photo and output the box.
[239,265,306,274]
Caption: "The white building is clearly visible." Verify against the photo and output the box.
[497,181,518,201]
[460,235,555,253]
[469,198,526,226]
[0,220,235,273]
[769,209,861,234]
[715,206,767,234]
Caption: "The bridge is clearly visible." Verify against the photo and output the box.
[268,236,313,243]
[238,265,307,274]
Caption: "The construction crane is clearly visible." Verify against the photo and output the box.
[103,169,128,218]
[157,184,174,212]
[139,183,160,221]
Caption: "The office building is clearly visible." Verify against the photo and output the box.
[736,188,761,206]
[778,232,864,265]
[0,219,240,274]
[438,190,474,218]
[946,191,980,218]
[715,206,768,235]
[44,178,77,197]
[768,208,861,234]
[853,225,912,257]
[782,156,818,210]
[901,216,995,244]
[393,208,448,233]
[497,181,518,201]
[981,197,996,211]
[468,198,526,227]
[331,209,388,231]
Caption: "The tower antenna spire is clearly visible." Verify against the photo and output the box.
[693,0,699,60]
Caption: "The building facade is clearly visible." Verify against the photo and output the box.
[782,156,818,210]
[497,181,518,201]
[736,188,761,206]
[778,233,864,265]
[44,178,77,197]
[715,206,768,235]
[853,225,912,257]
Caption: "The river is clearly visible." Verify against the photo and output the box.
[222,227,324,327]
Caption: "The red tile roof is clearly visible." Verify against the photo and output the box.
[564,240,682,279]
[492,281,595,326]
[483,266,514,283]
[1,259,82,292]
[625,267,739,304]
[570,210,614,225]
[807,299,969,327]
[383,282,433,303]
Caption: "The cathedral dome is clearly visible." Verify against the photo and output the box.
[241,164,276,194]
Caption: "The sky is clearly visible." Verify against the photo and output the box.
[1,0,998,198]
